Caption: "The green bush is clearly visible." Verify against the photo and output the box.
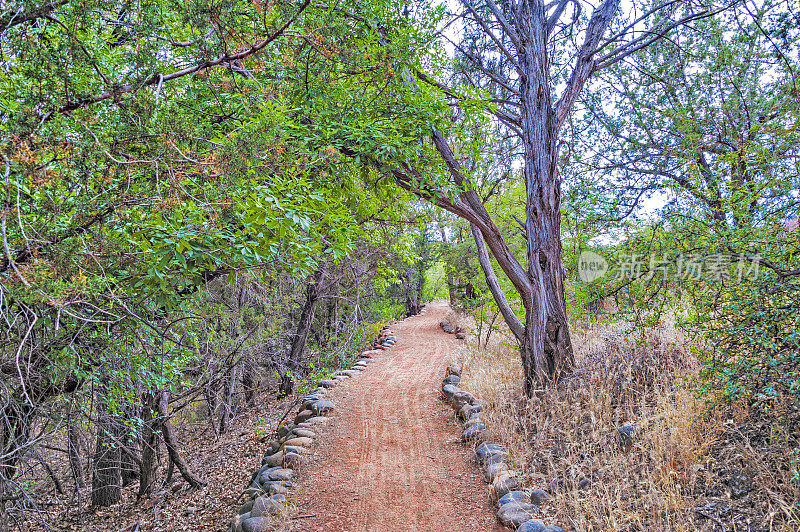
[693,270,800,405]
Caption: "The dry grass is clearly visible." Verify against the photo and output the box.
[458,319,725,531]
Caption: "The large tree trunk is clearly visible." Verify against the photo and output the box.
[473,214,572,394]
[288,262,328,368]
[516,2,575,393]
[91,415,121,507]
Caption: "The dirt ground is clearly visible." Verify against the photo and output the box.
[292,302,505,531]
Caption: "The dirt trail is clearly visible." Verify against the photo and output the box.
[294,302,504,531]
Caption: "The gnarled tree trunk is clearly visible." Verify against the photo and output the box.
[517,1,575,393]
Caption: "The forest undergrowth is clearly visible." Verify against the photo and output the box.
[15,388,297,531]
[455,312,800,531]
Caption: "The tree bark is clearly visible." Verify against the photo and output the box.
[517,0,575,393]
[137,393,159,499]
[288,262,328,368]
[91,415,121,507]
[471,223,524,343]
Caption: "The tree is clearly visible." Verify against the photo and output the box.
[567,0,800,404]
[0,0,422,520]
[572,0,799,233]
[91,414,122,507]
[380,0,720,393]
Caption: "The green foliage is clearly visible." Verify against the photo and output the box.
[0,0,438,407]
[687,236,800,405]
[0,6,448,516]
[598,217,800,406]
[422,261,450,301]
[564,2,800,407]
[363,293,407,322]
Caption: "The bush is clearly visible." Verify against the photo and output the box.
[691,270,800,406]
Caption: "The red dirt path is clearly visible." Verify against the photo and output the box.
[292,302,505,531]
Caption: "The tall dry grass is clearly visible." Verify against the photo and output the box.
[458,320,722,531]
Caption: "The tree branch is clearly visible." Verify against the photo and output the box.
[554,0,621,131]
[0,1,67,32]
[595,4,727,70]
[471,223,525,342]
[47,0,310,119]
[0,199,140,274]
[461,0,521,73]
[483,0,522,50]
[546,0,573,34]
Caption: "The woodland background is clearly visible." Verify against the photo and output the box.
[0,0,797,529]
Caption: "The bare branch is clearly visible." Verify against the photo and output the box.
[461,0,522,72]
[595,4,729,70]
[546,0,573,34]
[595,0,683,51]
[554,0,621,131]
[471,223,525,342]
[482,0,523,50]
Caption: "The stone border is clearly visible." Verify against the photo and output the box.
[228,326,397,532]
[440,362,566,532]
[439,319,466,339]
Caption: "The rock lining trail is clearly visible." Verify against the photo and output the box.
[294,302,505,531]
